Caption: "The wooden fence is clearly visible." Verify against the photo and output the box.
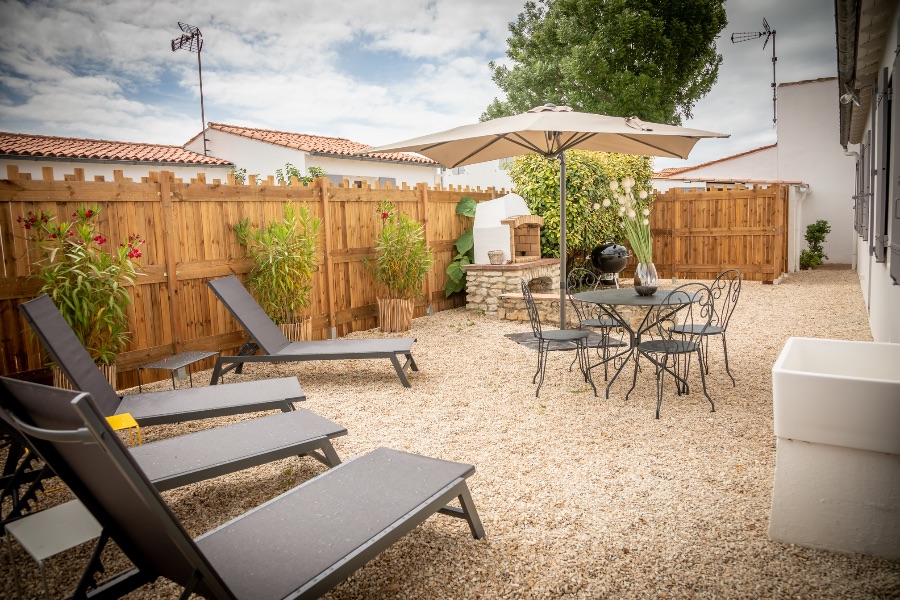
[0,169,787,388]
[0,166,500,387]
[636,184,788,282]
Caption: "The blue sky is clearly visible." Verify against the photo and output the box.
[0,0,838,170]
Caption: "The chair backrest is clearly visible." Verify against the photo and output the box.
[0,377,233,599]
[520,279,543,339]
[710,269,742,330]
[653,282,713,343]
[565,268,599,324]
[208,275,291,354]
[17,295,122,417]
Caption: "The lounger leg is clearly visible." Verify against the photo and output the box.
[210,359,224,385]
[436,483,485,539]
[389,355,412,388]
[405,353,419,372]
[305,440,343,468]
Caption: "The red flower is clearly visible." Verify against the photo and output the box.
[72,212,77,217]
[86,209,93,218]
[67,230,74,236]
[381,212,389,220]
[93,234,107,245]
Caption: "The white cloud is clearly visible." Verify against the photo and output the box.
[0,0,838,169]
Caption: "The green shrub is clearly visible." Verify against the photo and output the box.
[233,204,321,324]
[799,220,831,270]
[445,196,477,297]
[367,200,434,300]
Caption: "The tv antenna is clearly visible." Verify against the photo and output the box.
[171,22,208,155]
[731,18,777,128]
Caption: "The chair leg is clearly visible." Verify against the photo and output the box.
[655,361,665,419]
[535,341,549,397]
[578,340,597,396]
[626,351,640,401]
[721,334,735,387]
[697,348,715,412]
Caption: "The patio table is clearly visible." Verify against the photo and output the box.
[572,288,697,398]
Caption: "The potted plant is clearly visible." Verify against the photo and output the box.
[18,205,145,388]
[367,199,434,332]
[234,203,321,340]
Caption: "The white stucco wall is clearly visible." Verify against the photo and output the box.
[777,78,857,266]
[440,159,514,193]
[0,158,232,182]
[653,146,778,192]
[186,129,438,187]
[852,3,900,343]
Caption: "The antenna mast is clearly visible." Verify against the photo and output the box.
[731,18,777,128]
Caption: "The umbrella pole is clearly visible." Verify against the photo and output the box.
[559,150,567,329]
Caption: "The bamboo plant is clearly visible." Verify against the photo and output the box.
[233,204,321,325]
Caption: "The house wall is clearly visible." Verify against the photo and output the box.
[853,4,900,343]
[652,147,778,192]
[187,129,439,187]
[777,79,858,267]
[0,157,232,182]
[440,159,514,192]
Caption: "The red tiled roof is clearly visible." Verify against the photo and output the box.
[654,144,777,178]
[203,123,436,165]
[0,131,232,166]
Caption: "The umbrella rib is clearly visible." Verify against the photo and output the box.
[557,132,598,152]
[618,134,688,158]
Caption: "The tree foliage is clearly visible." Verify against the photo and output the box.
[484,0,727,124]
[506,151,652,265]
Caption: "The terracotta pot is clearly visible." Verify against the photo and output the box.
[377,298,415,333]
[278,317,313,341]
[53,363,117,392]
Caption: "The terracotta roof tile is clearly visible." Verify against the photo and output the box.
[205,123,436,165]
[0,132,232,166]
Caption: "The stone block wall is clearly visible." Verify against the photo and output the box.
[461,258,560,315]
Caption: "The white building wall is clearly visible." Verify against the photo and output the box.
[777,78,857,266]
[653,147,778,192]
[440,159,514,193]
[0,158,232,182]
[853,4,900,343]
[187,129,438,187]
[186,130,304,180]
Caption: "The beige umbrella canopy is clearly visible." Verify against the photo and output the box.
[366,104,729,327]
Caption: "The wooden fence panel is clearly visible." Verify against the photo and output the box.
[0,167,498,386]
[635,184,788,282]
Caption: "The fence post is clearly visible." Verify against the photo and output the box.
[317,177,338,339]
[418,182,433,314]
[773,184,786,280]
[159,171,185,353]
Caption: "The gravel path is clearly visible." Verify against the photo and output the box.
[3,269,899,599]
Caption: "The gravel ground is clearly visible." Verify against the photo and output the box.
[3,269,899,599]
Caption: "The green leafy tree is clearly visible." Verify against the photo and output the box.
[506,151,652,265]
[275,163,327,186]
[484,0,727,124]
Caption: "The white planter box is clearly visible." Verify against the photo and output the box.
[770,337,900,560]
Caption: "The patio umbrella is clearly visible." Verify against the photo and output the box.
[366,104,729,328]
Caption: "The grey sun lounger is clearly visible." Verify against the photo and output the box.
[207,275,419,387]
[0,377,485,599]
[19,295,304,426]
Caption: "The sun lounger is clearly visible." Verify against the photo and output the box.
[207,275,419,387]
[18,295,304,426]
[0,377,485,599]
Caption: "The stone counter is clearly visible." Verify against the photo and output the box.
[461,258,560,315]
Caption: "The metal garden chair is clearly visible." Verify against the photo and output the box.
[565,268,627,379]
[521,279,596,397]
[626,282,715,418]
[671,269,742,386]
